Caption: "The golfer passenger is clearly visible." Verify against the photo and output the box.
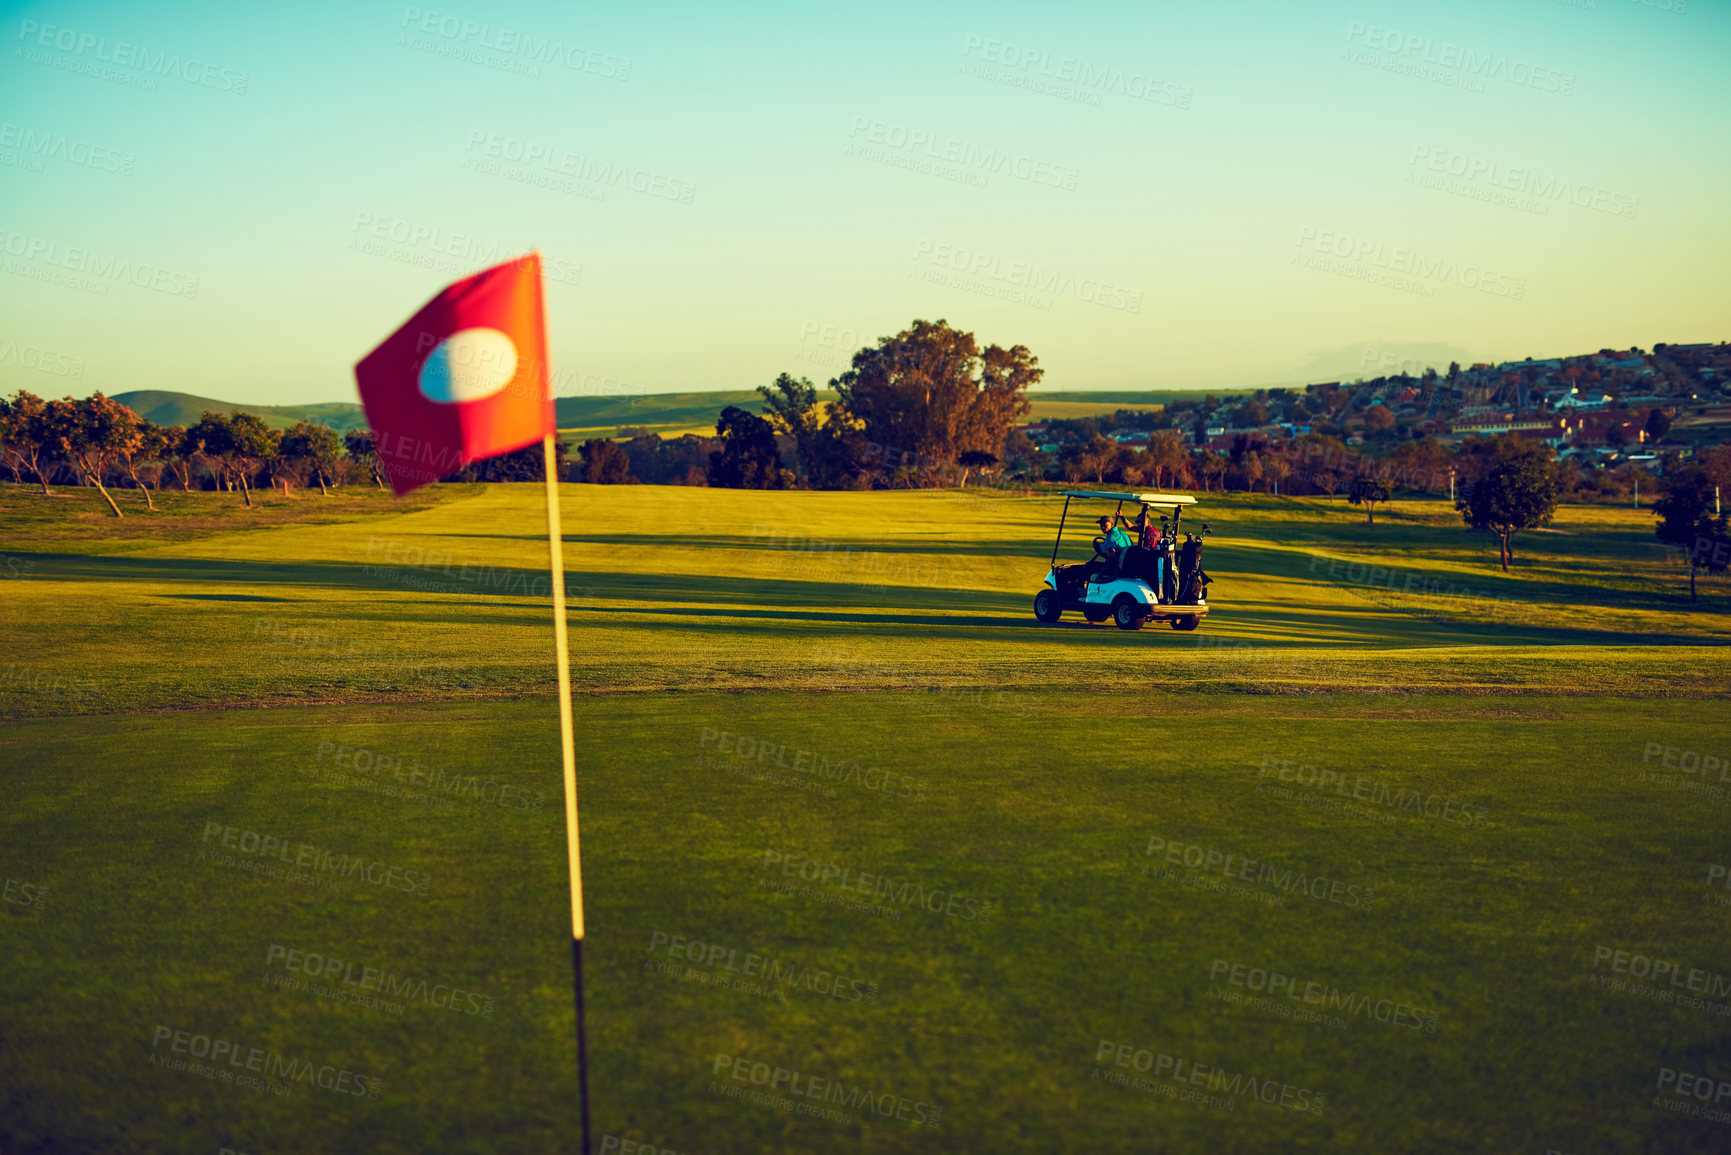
[1097,516,1132,567]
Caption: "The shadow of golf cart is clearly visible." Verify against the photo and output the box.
[1032,490,1213,631]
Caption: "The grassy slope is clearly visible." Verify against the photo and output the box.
[2,481,1729,1153]
[0,482,1725,721]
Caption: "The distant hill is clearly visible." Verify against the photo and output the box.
[554,389,806,434]
[105,386,1259,439]
[111,391,370,432]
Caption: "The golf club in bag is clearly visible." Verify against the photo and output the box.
[1177,525,1212,604]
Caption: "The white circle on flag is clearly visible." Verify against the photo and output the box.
[418,328,519,404]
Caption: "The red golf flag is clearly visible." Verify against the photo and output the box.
[355,253,553,495]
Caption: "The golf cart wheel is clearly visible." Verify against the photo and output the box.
[1033,589,1062,623]
[1083,606,1110,623]
[1112,595,1145,631]
[1171,616,1200,631]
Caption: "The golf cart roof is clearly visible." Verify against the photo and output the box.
[1059,490,1197,506]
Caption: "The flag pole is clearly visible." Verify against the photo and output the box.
[541,431,590,1155]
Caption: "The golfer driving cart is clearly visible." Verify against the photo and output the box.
[1032,490,1212,631]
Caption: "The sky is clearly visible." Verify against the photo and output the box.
[1,0,1726,406]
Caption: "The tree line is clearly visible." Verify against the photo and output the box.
[0,391,368,515]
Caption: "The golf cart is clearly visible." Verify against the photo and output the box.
[1032,490,1213,631]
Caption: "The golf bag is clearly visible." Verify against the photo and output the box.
[1177,537,1211,604]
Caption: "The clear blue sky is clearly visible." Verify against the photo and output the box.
[2,0,1726,405]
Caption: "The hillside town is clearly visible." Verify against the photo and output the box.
[1015,342,1731,500]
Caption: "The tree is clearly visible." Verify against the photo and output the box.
[957,450,998,487]
[1363,405,1395,435]
[445,438,567,483]
[1239,451,1266,494]
[49,393,140,518]
[1348,476,1391,526]
[832,318,1036,486]
[344,429,387,489]
[708,406,785,488]
[1644,407,1673,442]
[1652,465,1730,604]
[621,433,715,486]
[186,413,237,494]
[1196,452,1227,493]
[998,428,1039,479]
[757,373,823,484]
[1082,434,1116,483]
[1,391,57,494]
[1234,400,1268,427]
[1265,453,1291,496]
[226,414,278,505]
[1455,436,1560,571]
[155,426,195,491]
[1058,440,1091,483]
[1698,444,1731,492]
[120,419,170,510]
[578,438,633,484]
[1389,437,1454,496]
[278,421,343,495]
[1145,429,1187,489]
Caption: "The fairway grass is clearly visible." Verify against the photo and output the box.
[2,481,1729,1152]
[1,482,1727,723]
